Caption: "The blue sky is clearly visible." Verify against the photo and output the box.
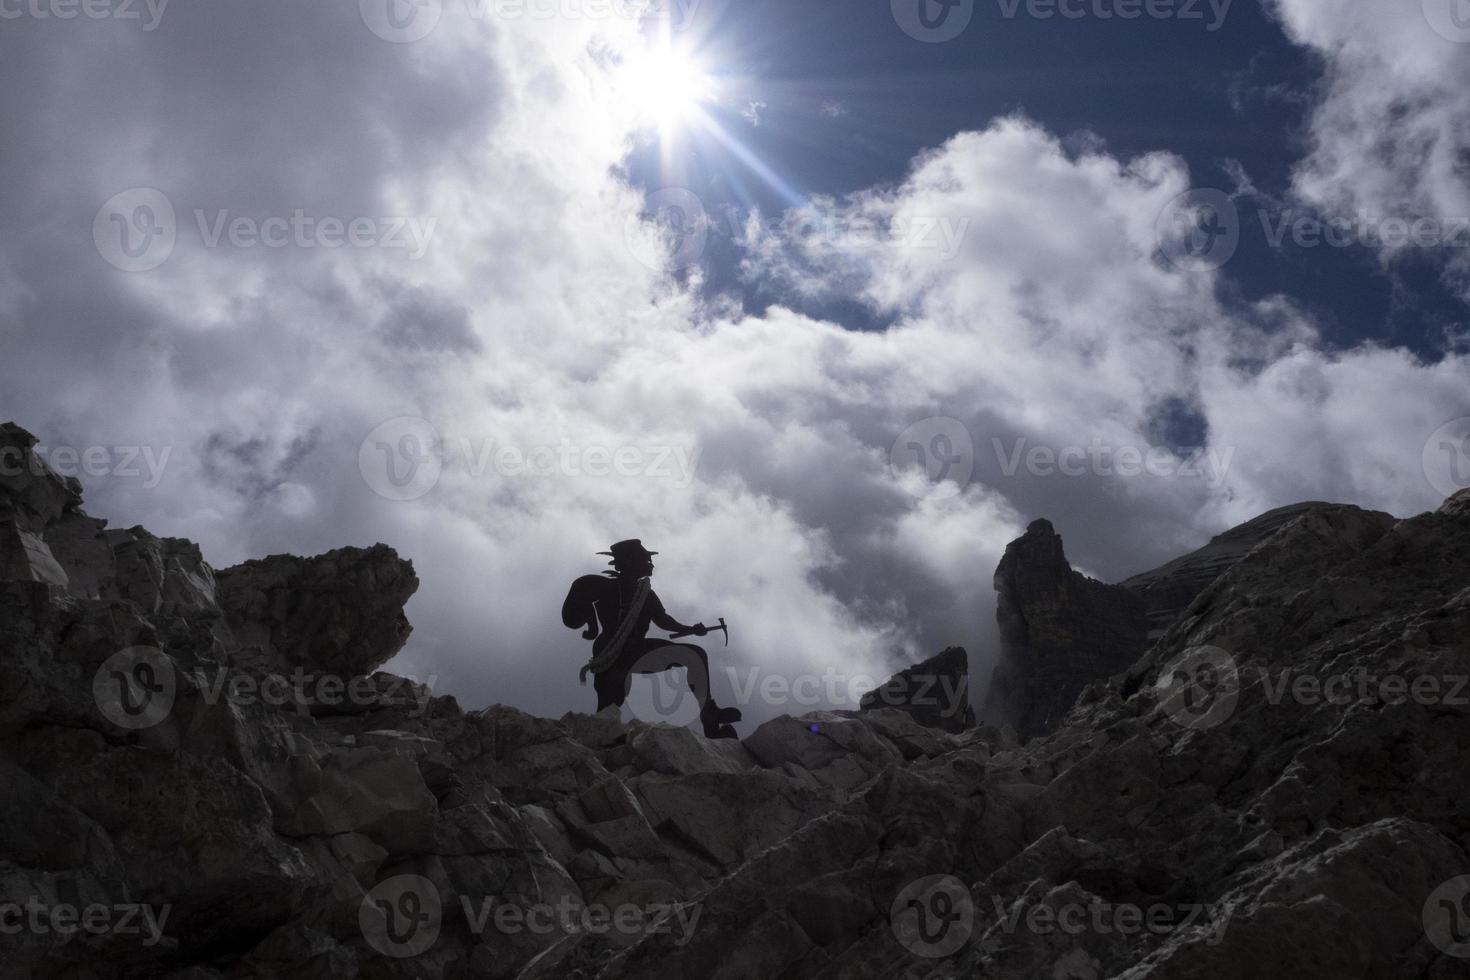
[1,0,1467,723]
[626,0,1467,353]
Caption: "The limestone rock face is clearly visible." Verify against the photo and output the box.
[4,420,1470,980]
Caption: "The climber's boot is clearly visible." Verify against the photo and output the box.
[700,700,742,738]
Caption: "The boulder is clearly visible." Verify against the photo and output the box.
[214,544,418,677]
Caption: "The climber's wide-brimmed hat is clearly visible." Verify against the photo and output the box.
[598,539,658,565]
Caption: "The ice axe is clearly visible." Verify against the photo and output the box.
[670,617,728,646]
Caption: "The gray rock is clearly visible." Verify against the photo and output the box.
[860,645,976,732]
[214,543,418,677]
[4,420,1470,980]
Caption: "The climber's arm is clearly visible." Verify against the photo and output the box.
[649,592,706,636]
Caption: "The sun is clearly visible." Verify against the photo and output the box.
[618,43,715,135]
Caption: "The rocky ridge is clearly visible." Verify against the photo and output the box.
[983,502,1359,738]
[3,420,1470,979]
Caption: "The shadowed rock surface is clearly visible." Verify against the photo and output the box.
[3,422,1469,979]
[859,644,975,732]
[984,518,1151,738]
[984,503,1366,739]
[1118,501,1344,640]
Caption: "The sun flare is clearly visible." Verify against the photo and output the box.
[619,44,715,134]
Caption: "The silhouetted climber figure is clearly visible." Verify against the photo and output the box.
[562,540,742,739]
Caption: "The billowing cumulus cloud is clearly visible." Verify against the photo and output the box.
[1267,0,1470,283]
[0,0,1466,729]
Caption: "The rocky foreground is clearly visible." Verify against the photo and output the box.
[3,419,1470,979]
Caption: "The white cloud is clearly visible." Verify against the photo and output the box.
[1267,0,1470,280]
[1,1,1467,730]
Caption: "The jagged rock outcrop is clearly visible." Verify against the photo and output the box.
[985,519,1151,738]
[214,544,419,678]
[984,503,1370,738]
[4,420,1470,980]
[859,644,976,732]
